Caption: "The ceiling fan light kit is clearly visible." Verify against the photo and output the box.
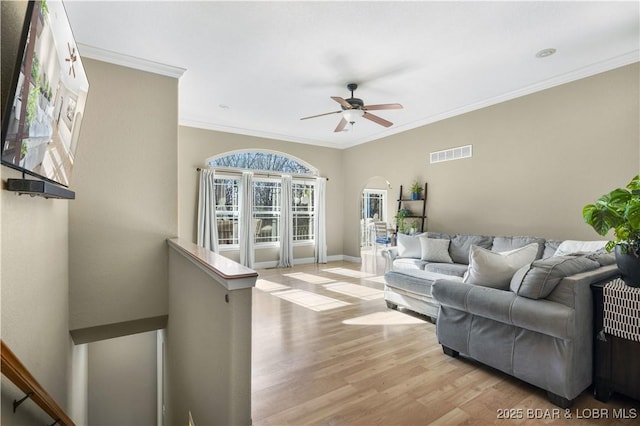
[301,83,403,132]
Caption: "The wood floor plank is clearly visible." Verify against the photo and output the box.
[252,253,639,425]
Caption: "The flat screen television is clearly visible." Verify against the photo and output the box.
[1,0,89,189]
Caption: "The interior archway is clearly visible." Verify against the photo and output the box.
[360,176,393,273]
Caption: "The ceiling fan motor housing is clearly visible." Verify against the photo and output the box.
[344,98,364,110]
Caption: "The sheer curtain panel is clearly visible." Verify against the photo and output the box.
[197,168,219,252]
[239,171,255,268]
[278,175,293,267]
[314,177,327,263]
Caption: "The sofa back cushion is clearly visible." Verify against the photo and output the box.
[553,240,608,257]
[462,243,539,289]
[449,234,494,264]
[542,240,562,258]
[510,255,600,299]
[492,236,546,259]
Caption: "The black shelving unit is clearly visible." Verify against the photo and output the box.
[396,182,427,234]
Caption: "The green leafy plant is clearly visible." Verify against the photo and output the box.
[40,0,49,16]
[395,208,411,233]
[583,175,640,256]
[410,181,423,195]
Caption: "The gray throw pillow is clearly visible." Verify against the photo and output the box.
[449,234,494,264]
[463,243,539,289]
[510,255,601,299]
[419,237,453,263]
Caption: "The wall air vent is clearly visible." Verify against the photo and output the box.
[430,145,473,164]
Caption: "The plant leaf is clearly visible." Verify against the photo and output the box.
[626,199,640,230]
[626,174,640,191]
[603,188,632,212]
[583,203,622,235]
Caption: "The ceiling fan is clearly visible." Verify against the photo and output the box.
[66,42,77,78]
[301,83,403,132]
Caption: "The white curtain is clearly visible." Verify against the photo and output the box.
[278,175,293,267]
[239,171,254,268]
[196,168,219,252]
[314,177,327,263]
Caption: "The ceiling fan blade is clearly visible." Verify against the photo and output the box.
[334,117,348,132]
[363,103,403,111]
[363,112,393,128]
[300,110,341,120]
[331,96,352,109]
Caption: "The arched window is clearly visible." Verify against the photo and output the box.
[203,150,319,249]
[207,149,318,176]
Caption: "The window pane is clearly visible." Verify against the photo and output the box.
[254,180,280,243]
[215,178,239,245]
[293,183,314,241]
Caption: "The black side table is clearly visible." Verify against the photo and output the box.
[591,276,640,402]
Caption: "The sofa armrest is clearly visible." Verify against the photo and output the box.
[381,247,399,272]
[432,279,574,339]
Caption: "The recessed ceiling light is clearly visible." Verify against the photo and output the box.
[535,48,557,58]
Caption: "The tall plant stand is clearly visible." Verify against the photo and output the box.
[591,276,640,402]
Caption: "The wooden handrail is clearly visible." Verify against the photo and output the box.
[1,339,75,426]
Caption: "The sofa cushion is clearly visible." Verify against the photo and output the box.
[424,263,468,277]
[392,257,427,270]
[419,237,453,263]
[585,250,616,266]
[426,231,450,240]
[385,270,461,296]
[463,243,539,289]
[553,240,608,257]
[511,255,601,299]
[542,240,562,258]
[396,233,423,258]
[492,236,546,259]
[449,234,494,264]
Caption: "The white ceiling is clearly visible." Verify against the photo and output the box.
[64,1,639,149]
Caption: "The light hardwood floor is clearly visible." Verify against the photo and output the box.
[251,250,638,425]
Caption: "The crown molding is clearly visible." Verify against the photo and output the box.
[77,43,186,78]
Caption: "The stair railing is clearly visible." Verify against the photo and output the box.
[1,339,75,426]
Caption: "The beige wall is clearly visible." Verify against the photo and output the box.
[343,63,640,257]
[165,246,253,426]
[1,1,75,424]
[87,332,157,426]
[68,59,178,336]
[177,126,344,262]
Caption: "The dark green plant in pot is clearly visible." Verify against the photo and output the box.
[583,175,640,286]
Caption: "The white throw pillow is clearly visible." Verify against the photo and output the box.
[553,240,608,257]
[419,237,453,263]
[396,233,422,258]
[463,243,539,289]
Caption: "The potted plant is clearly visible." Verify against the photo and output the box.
[410,181,423,200]
[583,175,640,287]
[395,208,411,233]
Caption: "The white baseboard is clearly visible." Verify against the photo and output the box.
[254,255,361,270]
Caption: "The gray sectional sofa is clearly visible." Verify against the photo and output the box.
[382,232,619,407]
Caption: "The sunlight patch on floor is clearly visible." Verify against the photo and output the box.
[282,272,336,284]
[323,282,384,301]
[272,289,351,311]
[342,310,426,325]
[322,267,376,279]
[364,275,386,284]
[255,279,290,292]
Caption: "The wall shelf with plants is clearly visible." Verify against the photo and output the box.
[396,181,427,234]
